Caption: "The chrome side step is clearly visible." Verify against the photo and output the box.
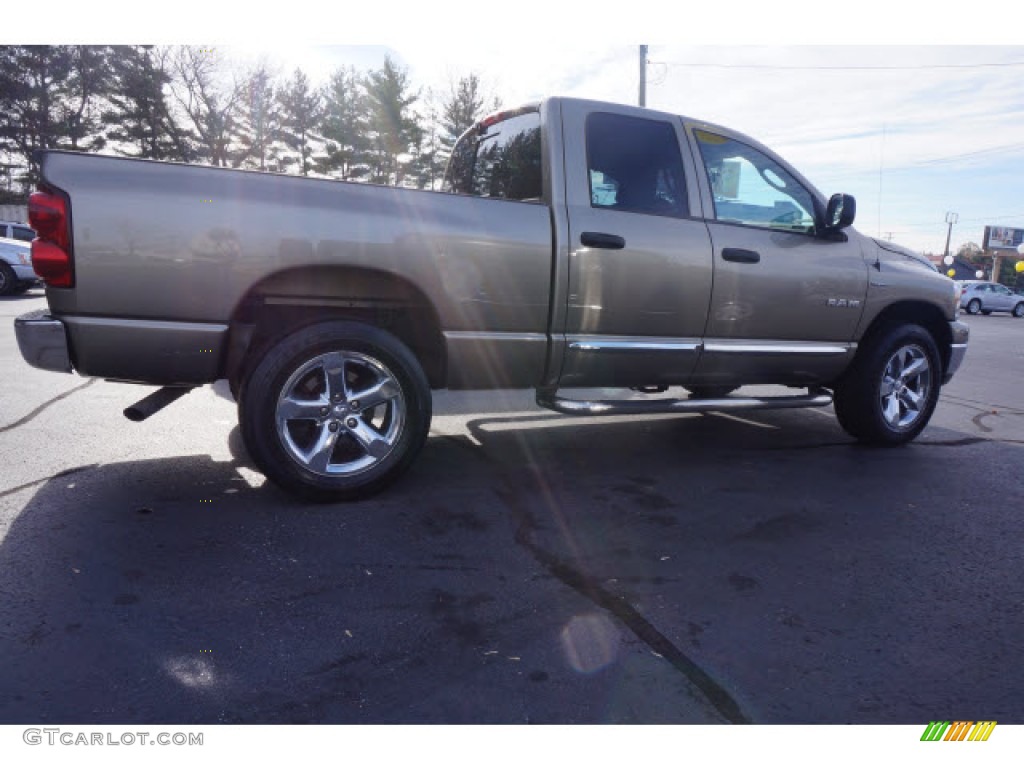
[536,388,833,416]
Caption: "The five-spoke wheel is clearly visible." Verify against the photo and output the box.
[240,321,431,500]
[834,324,941,445]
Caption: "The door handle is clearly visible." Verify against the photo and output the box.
[581,232,626,250]
[722,248,760,264]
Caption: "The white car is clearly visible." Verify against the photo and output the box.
[958,280,1024,317]
[0,236,37,296]
[0,220,35,243]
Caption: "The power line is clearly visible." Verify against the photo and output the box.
[807,142,1024,183]
[653,60,1024,71]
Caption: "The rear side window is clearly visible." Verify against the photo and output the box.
[13,226,35,242]
[442,110,543,202]
[586,112,689,218]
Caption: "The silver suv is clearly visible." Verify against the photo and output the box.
[958,280,1024,317]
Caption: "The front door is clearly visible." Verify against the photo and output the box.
[687,126,869,387]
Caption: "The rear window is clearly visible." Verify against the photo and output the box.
[442,110,543,202]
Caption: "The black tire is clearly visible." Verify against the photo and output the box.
[1014,303,1024,318]
[685,385,737,399]
[966,298,981,315]
[0,263,17,296]
[239,320,431,501]
[12,282,33,294]
[833,323,941,445]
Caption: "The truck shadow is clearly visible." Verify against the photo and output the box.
[2,410,1023,724]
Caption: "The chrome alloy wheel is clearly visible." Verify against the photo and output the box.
[878,344,932,430]
[275,351,405,477]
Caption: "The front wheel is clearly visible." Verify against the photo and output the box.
[833,324,940,445]
[240,321,431,501]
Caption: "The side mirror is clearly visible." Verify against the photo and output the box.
[825,193,856,230]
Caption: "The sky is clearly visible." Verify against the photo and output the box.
[219,42,1024,256]
[15,2,1024,257]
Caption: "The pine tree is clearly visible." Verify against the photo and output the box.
[363,56,422,186]
[235,62,283,171]
[277,68,323,176]
[429,72,499,186]
[103,46,192,161]
[0,45,107,188]
[439,73,492,156]
[61,45,110,153]
[408,89,443,190]
[318,66,369,181]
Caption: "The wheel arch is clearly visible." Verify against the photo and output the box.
[223,265,447,395]
[853,301,952,379]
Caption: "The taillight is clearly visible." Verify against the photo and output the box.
[28,189,73,288]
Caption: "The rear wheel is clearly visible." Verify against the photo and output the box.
[240,320,431,501]
[1014,303,1024,318]
[966,298,981,315]
[833,324,940,445]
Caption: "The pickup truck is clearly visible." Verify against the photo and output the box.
[15,97,969,500]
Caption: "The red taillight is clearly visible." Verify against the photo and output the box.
[28,190,73,287]
[31,241,73,287]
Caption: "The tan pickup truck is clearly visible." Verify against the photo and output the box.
[15,97,968,499]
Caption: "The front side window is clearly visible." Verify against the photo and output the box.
[442,110,542,202]
[586,112,688,218]
[694,130,817,234]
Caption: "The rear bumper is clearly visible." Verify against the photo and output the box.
[16,311,228,383]
[944,320,969,384]
[15,310,73,373]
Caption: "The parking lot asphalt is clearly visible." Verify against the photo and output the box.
[1,290,1022,724]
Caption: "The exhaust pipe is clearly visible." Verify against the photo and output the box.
[124,386,194,422]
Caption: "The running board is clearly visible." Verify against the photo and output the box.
[536,388,833,416]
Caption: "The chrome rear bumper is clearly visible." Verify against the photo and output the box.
[14,310,73,373]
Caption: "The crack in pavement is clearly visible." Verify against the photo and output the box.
[939,393,1024,417]
[0,379,96,434]
[438,429,750,724]
[0,464,99,500]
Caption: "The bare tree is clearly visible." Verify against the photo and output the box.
[169,46,246,167]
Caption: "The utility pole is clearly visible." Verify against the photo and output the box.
[942,211,958,262]
[638,45,648,107]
